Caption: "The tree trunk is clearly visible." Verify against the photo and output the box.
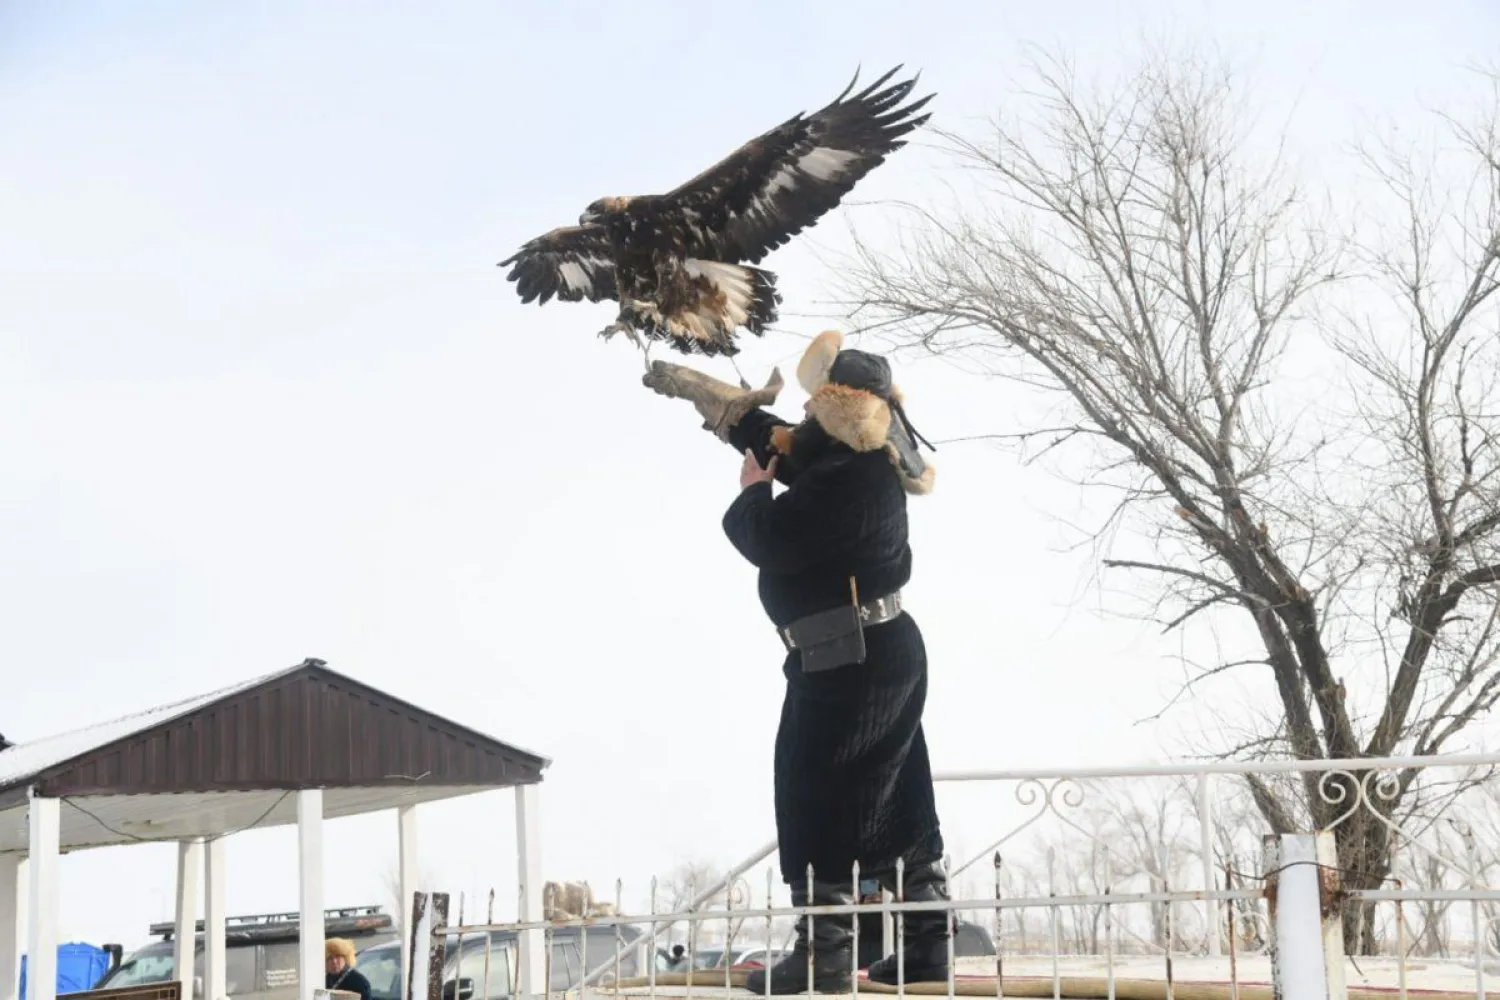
[1332,815,1394,955]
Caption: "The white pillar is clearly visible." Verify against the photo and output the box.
[513,785,544,998]
[1197,773,1221,956]
[1266,833,1346,1000]
[297,791,325,1000]
[25,795,60,1000]
[0,855,21,1000]
[174,840,204,998]
[396,806,419,996]
[204,838,227,1000]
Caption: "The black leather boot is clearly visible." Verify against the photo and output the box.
[853,877,889,969]
[865,860,952,985]
[743,879,855,994]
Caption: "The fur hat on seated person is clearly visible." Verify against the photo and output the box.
[770,330,936,495]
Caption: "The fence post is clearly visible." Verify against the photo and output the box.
[1264,832,1346,1000]
[406,892,450,1000]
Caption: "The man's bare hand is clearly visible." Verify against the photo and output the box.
[739,448,779,490]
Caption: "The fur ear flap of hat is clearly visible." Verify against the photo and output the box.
[797,330,845,395]
[787,330,937,495]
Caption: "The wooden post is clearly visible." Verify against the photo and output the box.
[405,893,449,1000]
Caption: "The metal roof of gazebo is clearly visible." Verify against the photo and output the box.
[0,657,549,852]
[0,658,553,1000]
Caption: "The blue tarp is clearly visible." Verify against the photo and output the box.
[18,943,111,999]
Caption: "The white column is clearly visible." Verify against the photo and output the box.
[297,791,325,1000]
[513,785,544,998]
[204,838,227,1000]
[1197,773,1221,956]
[25,795,60,1000]
[1266,833,1346,1000]
[0,855,21,1000]
[396,806,419,997]
[174,840,204,998]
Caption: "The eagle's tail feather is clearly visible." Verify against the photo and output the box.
[627,261,781,358]
[683,258,781,339]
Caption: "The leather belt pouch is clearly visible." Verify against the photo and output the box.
[787,602,867,673]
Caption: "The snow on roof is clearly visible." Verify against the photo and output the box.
[0,666,293,790]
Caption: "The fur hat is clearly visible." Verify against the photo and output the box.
[325,938,358,966]
[787,330,936,494]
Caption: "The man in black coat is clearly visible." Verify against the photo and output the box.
[680,330,951,994]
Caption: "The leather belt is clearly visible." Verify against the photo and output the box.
[779,590,904,650]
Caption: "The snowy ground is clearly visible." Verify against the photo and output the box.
[597,955,1498,999]
[947,954,1496,991]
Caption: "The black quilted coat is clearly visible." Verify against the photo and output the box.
[721,406,943,887]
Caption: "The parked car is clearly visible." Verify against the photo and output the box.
[725,947,786,970]
[359,924,649,1000]
[679,946,775,971]
[951,920,997,957]
[93,906,399,1000]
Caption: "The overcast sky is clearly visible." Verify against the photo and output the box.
[3,0,1499,952]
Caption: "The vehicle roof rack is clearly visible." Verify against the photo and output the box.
[150,905,393,942]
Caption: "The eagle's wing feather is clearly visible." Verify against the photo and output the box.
[660,66,934,264]
[498,224,618,305]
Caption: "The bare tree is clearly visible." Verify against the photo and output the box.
[833,44,1500,954]
[379,858,441,934]
[1394,842,1459,957]
[1050,840,1113,954]
[655,859,722,913]
[1209,789,1272,952]
[999,859,1044,955]
[652,859,777,953]
[989,779,1224,956]
[1458,791,1500,959]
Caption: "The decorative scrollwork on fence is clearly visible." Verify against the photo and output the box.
[1317,768,1401,833]
[723,875,753,910]
[1316,767,1489,885]
[951,777,1089,880]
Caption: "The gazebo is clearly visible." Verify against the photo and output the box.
[0,658,550,1000]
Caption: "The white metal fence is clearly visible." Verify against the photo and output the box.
[403,752,1500,1000]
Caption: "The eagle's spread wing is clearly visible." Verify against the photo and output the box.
[498,224,617,305]
[659,66,934,265]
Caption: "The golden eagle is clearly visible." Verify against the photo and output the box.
[497,66,933,359]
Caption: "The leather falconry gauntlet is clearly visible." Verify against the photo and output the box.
[642,361,784,442]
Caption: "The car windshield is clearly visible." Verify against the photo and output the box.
[102,943,178,988]
[357,945,403,1000]
[690,948,727,970]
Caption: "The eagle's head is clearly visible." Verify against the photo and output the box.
[580,196,633,225]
